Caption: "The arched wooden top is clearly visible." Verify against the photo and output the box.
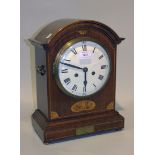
[29,19,124,46]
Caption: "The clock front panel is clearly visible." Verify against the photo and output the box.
[48,26,116,119]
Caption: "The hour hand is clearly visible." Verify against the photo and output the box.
[60,62,83,70]
[83,67,88,92]
[83,73,87,91]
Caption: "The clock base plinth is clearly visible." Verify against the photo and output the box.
[32,110,124,144]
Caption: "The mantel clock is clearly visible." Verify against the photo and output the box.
[29,19,125,144]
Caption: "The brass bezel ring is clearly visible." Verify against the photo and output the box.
[53,37,111,99]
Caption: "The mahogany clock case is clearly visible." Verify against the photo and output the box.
[29,19,125,143]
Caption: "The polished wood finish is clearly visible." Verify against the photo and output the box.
[29,19,124,143]
[32,109,124,144]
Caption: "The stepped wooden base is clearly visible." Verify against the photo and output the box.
[32,110,124,144]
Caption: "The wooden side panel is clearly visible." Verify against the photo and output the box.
[35,46,49,117]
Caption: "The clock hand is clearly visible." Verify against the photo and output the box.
[83,67,88,92]
[84,72,87,92]
[60,62,83,70]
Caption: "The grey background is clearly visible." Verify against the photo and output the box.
[21,0,134,155]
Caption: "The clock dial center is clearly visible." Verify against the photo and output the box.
[83,67,88,72]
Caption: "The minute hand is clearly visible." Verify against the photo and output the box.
[60,62,83,70]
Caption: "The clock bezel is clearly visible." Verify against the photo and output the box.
[53,37,112,99]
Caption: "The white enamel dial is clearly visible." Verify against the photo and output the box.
[55,40,110,97]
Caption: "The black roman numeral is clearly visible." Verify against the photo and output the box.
[71,48,77,55]
[64,59,71,62]
[64,78,71,85]
[82,45,87,51]
[61,69,68,73]
[93,84,96,87]
[98,75,104,80]
[83,86,86,92]
[93,47,96,53]
[99,55,103,60]
[101,65,107,69]
[72,84,77,91]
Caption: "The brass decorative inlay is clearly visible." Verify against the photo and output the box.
[78,30,87,35]
[71,100,96,112]
[106,102,114,110]
[50,111,59,119]
[76,126,95,136]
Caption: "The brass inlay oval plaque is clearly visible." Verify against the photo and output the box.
[51,111,59,119]
[78,30,87,35]
[71,100,96,112]
[106,102,114,110]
